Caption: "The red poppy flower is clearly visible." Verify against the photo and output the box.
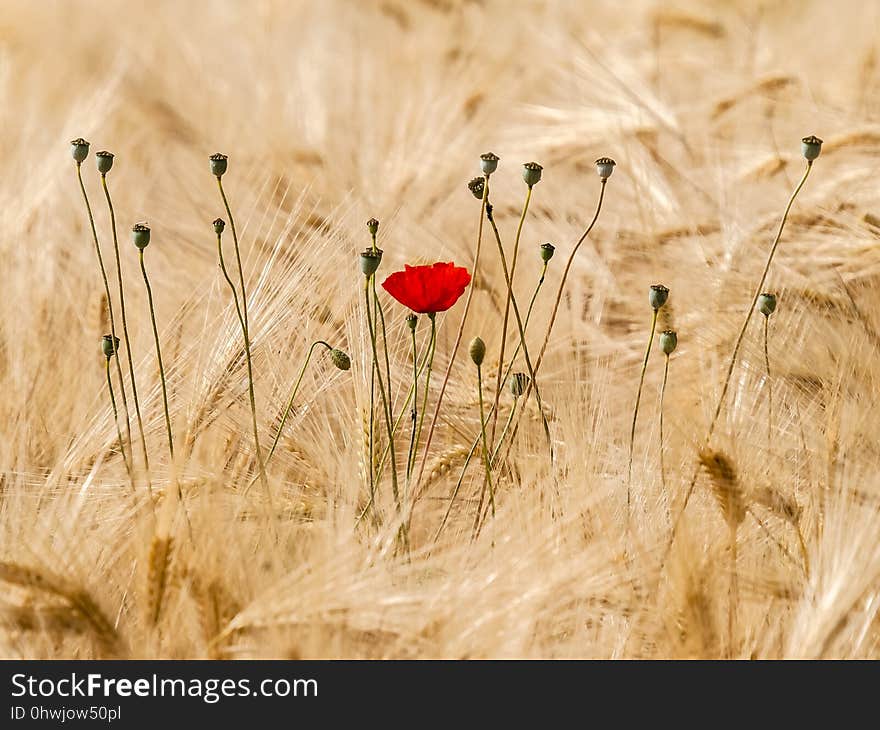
[381,262,471,314]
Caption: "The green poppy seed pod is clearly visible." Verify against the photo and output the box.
[480,152,499,175]
[467,177,485,200]
[101,334,120,359]
[540,242,555,262]
[522,161,543,187]
[649,284,669,310]
[71,138,90,163]
[758,292,777,317]
[469,337,486,366]
[131,223,151,250]
[510,372,529,397]
[801,135,823,161]
[330,349,351,371]
[213,218,226,235]
[95,150,114,174]
[360,248,383,277]
[660,329,678,356]
[366,218,379,236]
[210,152,228,177]
[406,313,418,331]
[595,157,616,181]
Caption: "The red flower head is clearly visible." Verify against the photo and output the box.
[381,262,471,314]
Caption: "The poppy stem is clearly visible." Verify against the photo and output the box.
[434,267,544,542]
[364,278,401,513]
[411,313,436,473]
[628,308,659,526]
[471,363,495,539]
[490,186,532,447]
[264,340,332,467]
[215,221,272,507]
[414,172,489,493]
[139,250,174,458]
[659,352,670,507]
[664,161,813,571]
[105,356,135,494]
[473,394,520,537]
[101,173,150,487]
[485,204,553,464]
[405,322,419,492]
[76,164,134,462]
[763,315,772,444]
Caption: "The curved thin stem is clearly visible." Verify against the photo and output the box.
[406,323,419,489]
[664,161,813,568]
[628,308,659,520]
[491,397,518,466]
[763,315,772,444]
[102,174,149,481]
[411,314,436,472]
[415,172,489,489]
[490,185,532,445]
[139,250,174,457]
[659,354,670,504]
[472,364,495,538]
[77,164,133,457]
[105,357,134,493]
[216,178,269,502]
[365,279,400,509]
[485,205,553,462]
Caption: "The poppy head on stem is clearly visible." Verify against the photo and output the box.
[366,218,379,236]
[758,292,777,317]
[660,330,678,356]
[469,337,486,367]
[381,262,471,314]
[511,372,529,397]
[71,138,90,163]
[480,152,499,175]
[360,248,383,277]
[102,334,120,359]
[540,242,555,262]
[467,177,485,200]
[801,135,822,161]
[213,218,226,235]
[522,161,543,187]
[210,153,228,177]
[131,223,151,250]
[330,349,351,371]
[649,284,669,310]
[595,157,616,181]
[95,150,114,175]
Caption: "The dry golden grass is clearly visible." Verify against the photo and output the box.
[2,0,880,658]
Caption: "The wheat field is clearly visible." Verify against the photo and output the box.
[2,0,880,659]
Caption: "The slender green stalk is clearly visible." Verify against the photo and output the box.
[406,323,419,489]
[139,250,174,458]
[490,186,532,445]
[491,398,518,466]
[102,173,149,478]
[373,277,394,428]
[628,308,659,518]
[365,279,400,508]
[471,363,496,537]
[415,172,489,489]
[265,340,331,466]
[411,313,436,472]
[485,205,552,461]
[105,357,135,493]
[216,178,269,499]
[367,230,378,514]
[665,162,813,563]
[763,315,772,444]
[77,164,133,456]
[659,354,670,499]
[215,225,271,505]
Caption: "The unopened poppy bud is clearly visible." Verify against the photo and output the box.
[480,152,499,175]
[131,223,151,249]
[330,349,351,371]
[801,135,823,161]
[71,138,90,163]
[660,329,678,356]
[95,150,114,174]
[469,337,486,366]
[758,292,777,317]
[210,152,228,177]
[360,248,383,277]
[102,334,120,359]
[510,372,529,397]
[649,284,669,310]
[406,313,418,331]
[540,242,555,262]
[467,177,485,200]
[366,218,379,236]
[213,218,226,235]
[595,157,616,181]
[522,161,543,187]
